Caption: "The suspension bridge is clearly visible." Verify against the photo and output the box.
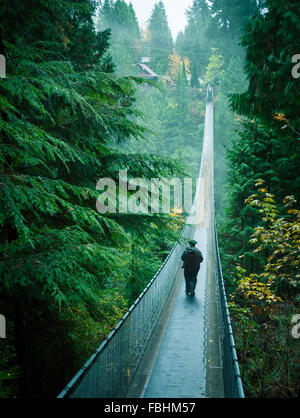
[57,86,245,399]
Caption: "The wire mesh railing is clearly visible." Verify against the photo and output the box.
[57,224,193,398]
[214,221,245,398]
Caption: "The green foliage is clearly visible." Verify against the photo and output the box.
[219,0,300,397]
[97,0,141,76]
[0,0,186,398]
[121,74,205,181]
[0,343,20,398]
[230,0,300,133]
[210,0,259,36]
[205,48,225,87]
[222,0,300,281]
[147,1,174,75]
[175,0,211,79]
[229,182,300,397]
[208,0,260,58]
[2,0,297,400]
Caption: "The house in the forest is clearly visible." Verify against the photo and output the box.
[137,59,173,87]
[137,62,159,81]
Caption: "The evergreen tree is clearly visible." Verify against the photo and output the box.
[206,0,259,59]
[219,0,299,280]
[228,0,300,210]
[213,55,248,219]
[147,1,174,75]
[100,0,115,28]
[175,0,211,78]
[190,60,200,89]
[230,0,300,140]
[210,0,258,37]
[97,0,141,75]
[0,0,184,398]
[219,1,300,396]
[205,48,225,88]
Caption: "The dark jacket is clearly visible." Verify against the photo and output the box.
[181,247,203,272]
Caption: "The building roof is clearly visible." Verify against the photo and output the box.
[137,63,159,80]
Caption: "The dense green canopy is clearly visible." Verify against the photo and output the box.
[0,0,184,398]
[0,0,299,399]
[147,1,174,75]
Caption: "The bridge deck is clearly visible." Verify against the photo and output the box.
[142,228,207,398]
[127,101,224,398]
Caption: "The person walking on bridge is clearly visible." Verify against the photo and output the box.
[181,240,203,296]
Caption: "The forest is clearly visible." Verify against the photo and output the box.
[0,0,299,398]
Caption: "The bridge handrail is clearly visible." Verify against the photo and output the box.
[57,224,192,398]
[214,218,245,398]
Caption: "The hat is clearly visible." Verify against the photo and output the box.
[188,240,197,246]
